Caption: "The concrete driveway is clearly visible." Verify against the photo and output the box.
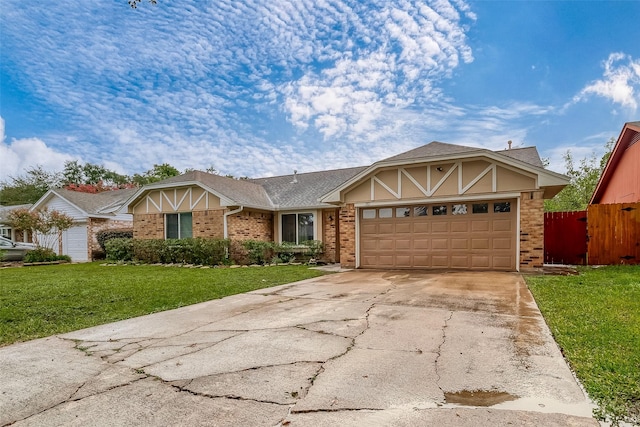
[1,270,597,426]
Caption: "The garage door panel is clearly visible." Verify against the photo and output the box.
[431,256,449,267]
[493,238,512,250]
[395,239,411,249]
[472,238,490,249]
[492,219,512,232]
[359,200,516,270]
[379,223,395,234]
[413,222,430,233]
[431,238,449,250]
[471,256,491,268]
[451,238,468,249]
[395,223,411,233]
[451,222,468,232]
[431,222,449,233]
[472,220,490,232]
[492,256,513,269]
[451,256,470,268]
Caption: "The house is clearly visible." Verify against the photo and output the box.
[0,204,33,243]
[123,141,569,271]
[590,121,640,204]
[31,188,136,261]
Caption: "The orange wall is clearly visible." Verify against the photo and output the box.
[599,142,640,203]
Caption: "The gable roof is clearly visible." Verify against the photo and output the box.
[320,141,567,203]
[590,121,640,204]
[32,188,137,217]
[0,204,33,224]
[124,140,568,212]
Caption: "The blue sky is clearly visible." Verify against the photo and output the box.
[1,1,639,181]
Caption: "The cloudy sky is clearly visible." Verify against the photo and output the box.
[1,0,639,181]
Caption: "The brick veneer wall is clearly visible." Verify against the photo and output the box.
[193,210,224,238]
[88,218,133,260]
[133,213,164,239]
[519,191,545,269]
[339,204,356,268]
[321,208,339,263]
[228,210,273,241]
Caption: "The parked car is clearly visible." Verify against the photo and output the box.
[0,236,37,261]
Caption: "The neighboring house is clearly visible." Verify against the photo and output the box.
[124,141,568,271]
[31,188,136,261]
[0,204,33,243]
[590,121,640,204]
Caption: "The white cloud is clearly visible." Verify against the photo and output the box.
[575,53,640,110]
[0,117,77,181]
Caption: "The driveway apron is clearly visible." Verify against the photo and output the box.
[0,271,598,426]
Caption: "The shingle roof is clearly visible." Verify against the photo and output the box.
[382,141,481,162]
[0,204,32,222]
[250,166,367,209]
[134,141,548,210]
[155,170,274,209]
[54,188,137,215]
[495,147,544,168]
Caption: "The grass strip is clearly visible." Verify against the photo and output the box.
[0,262,328,346]
[526,265,640,426]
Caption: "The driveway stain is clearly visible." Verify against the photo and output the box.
[444,390,518,406]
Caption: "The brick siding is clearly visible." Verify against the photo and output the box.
[519,191,545,269]
[193,209,224,238]
[228,210,273,241]
[321,208,339,263]
[88,218,133,260]
[133,213,164,239]
[339,204,356,268]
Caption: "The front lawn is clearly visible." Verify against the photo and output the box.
[526,265,640,426]
[0,263,329,347]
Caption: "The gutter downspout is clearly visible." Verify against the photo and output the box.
[223,206,244,239]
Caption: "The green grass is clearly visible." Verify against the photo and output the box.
[0,262,329,347]
[526,265,640,426]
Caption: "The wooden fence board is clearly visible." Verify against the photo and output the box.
[544,211,587,265]
[587,203,640,265]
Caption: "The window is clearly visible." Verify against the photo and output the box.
[472,203,488,214]
[282,213,314,244]
[165,213,192,239]
[494,202,511,213]
[0,227,11,239]
[432,205,447,215]
[452,204,468,215]
[379,208,393,218]
[362,209,376,219]
[414,206,428,216]
[396,207,411,217]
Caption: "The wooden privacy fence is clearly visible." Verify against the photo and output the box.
[587,203,640,265]
[544,210,587,265]
[544,202,640,265]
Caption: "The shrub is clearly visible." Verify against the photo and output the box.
[23,247,71,263]
[274,242,296,263]
[242,240,274,265]
[302,240,324,258]
[105,238,134,261]
[128,238,229,265]
[96,229,133,252]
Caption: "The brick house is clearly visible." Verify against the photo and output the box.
[123,141,569,271]
[31,188,135,261]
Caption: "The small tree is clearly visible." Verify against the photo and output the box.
[7,208,74,252]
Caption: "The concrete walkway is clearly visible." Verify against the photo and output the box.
[0,271,598,426]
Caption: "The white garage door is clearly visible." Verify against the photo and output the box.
[359,200,517,270]
[62,224,88,262]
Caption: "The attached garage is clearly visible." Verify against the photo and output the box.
[359,200,516,270]
[320,141,570,271]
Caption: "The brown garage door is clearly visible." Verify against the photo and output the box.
[359,200,517,270]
